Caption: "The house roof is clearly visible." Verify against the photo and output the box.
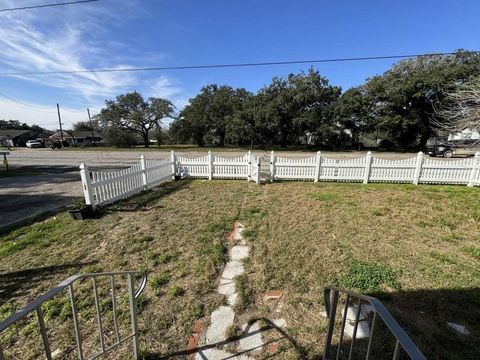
[70,130,102,138]
[0,129,31,138]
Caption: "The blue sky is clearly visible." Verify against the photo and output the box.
[0,0,479,129]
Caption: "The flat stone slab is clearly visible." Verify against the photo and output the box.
[238,322,264,353]
[273,318,286,328]
[218,281,236,296]
[447,322,470,336]
[227,293,238,306]
[231,245,249,261]
[222,260,245,280]
[206,306,235,344]
[195,348,252,360]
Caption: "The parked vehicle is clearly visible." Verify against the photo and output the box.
[426,138,480,157]
[50,140,70,149]
[26,140,43,148]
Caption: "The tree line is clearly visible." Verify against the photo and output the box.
[90,50,480,149]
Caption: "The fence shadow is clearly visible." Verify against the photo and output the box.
[143,318,308,359]
[101,179,193,215]
[324,287,480,360]
[0,261,98,303]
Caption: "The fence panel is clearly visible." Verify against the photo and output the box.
[213,153,250,179]
[369,157,417,183]
[81,156,174,206]
[176,153,210,178]
[420,157,474,184]
[274,154,317,180]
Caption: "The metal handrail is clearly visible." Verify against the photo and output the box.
[323,286,426,360]
[0,271,147,360]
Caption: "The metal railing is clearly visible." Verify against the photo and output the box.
[0,271,147,360]
[322,287,426,360]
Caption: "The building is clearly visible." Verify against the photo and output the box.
[0,129,34,147]
[49,130,103,147]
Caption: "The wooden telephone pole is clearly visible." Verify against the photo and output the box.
[87,108,96,146]
[56,103,64,148]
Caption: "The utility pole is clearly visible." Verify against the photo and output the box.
[56,103,64,148]
[87,108,96,146]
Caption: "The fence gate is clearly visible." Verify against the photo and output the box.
[250,156,262,185]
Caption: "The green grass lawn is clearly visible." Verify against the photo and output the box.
[1,181,479,359]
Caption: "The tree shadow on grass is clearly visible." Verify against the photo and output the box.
[0,261,98,304]
[143,318,309,359]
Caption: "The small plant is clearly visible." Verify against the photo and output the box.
[234,274,252,311]
[225,324,241,339]
[167,285,185,297]
[465,246,480,260]
[341,260,400,292]
[149,272,170,295]
[370,207,388,216]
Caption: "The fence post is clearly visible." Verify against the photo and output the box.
[468,152,480,187]
[140,155,148,189]
[170,150,176,180]
[79,163,94,206]
[314,151,321,182]
[363,151,372,184]
[270,151,276,182]
[256,156,261,185]
[208,150,213,180]
[247,150,252,181]
[413,151,424,185]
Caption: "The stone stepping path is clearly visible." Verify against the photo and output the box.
[193,222,287,359]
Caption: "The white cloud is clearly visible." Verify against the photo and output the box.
[0,0,189,128]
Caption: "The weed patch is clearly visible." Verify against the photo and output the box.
[340,260,400,293]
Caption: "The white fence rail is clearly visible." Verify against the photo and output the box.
[270,151,480,186]
[80,154,174,206]
[80,151,480,207]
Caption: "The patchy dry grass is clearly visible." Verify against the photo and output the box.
[0,180,252,359]
[239,182,480,359]
[1,181,480,359]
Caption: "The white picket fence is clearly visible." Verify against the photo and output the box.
[270,151,480,186]
[80,150,480,206]
[176,151,255,180]
[80,153,175,206]
[80,151,261,206]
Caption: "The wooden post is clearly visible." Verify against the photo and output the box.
[79,163,94,206]
[363,151,372,184]
[140,155,148,189]
[314,151,321,182]
[247,150,252,181]
[413,151,424,185]
[170,150,176,180]
[208,151,213,180]
[468,152,480,187]
[256,156,261,185]
[270,151,275,182]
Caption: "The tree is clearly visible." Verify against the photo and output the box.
[172,85,250,146]
[433,76,480,135]
[73,121,95,131]
[255,68,340,147]
[96,92,175,147]
[353,50,480,148]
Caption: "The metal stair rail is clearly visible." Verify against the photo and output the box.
[323,286,426,360]
[0,271,147,360]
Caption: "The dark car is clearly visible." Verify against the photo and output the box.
[426,138,480,158]
[50,140,70,149]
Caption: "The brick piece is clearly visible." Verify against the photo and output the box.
[187,333,199,352]
[192,319,203,334]
[266,342,279,353]
[264,291,283,301]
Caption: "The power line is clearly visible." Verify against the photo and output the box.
[0,0,100,12]
[0,51,476,77]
